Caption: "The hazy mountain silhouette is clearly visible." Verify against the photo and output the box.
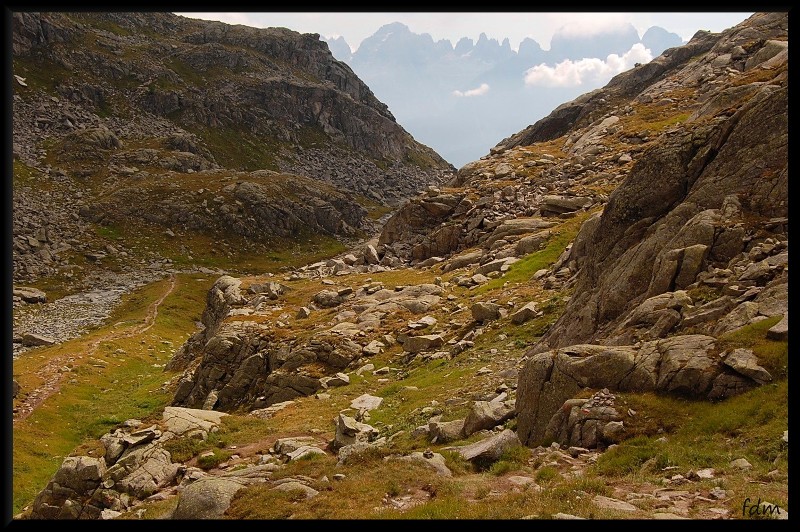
[325,22,681,167]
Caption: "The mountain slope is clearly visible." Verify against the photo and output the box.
[12,11,453,287]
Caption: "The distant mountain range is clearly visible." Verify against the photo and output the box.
[325,22,682,167]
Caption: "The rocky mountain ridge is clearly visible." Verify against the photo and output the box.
[12,11,452,286]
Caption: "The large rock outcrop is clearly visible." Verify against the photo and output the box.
[516,336,771,446]
[169,277,448,413]
[532,12,787,350]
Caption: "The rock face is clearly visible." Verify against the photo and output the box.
[531,13,788,350]
[485,13,790,448]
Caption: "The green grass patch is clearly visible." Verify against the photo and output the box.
[489,444,530,476]
[228,457,444,519]
[592,435,668,476]
[12,273,215,514]
[475,211,593,294]
[403,147,446,170]
[596,379,788,480]
[625,94,693,133]
[186,125,282,172]
[67,13,133,36]
[12,160,47,187]
[440,450,473,476]
[356,195,394,220]
[295,125,331,149]
[13,54,73,95]
[534,465,560,484]
[86,214,347,278]
[718,316,787,378]
[197,449,233,470]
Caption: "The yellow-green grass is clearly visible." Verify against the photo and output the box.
[595,317,788,476]
[12,273,215,514]
[594,385,787,515]
[225,458,622,519]
[308,376,786,519]
[12,161,49,189]
[185,126,281,172]
[246,350,501,450]
[475,210,595,295]
[356,195,394,220]
[718,316,787,379]
[84,215,347,277]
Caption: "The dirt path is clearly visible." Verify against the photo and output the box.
[13,275,177,425]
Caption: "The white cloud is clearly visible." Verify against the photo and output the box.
[452,83,490,97]
[523,43,653,88]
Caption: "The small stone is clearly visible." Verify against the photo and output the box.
[355,363,375,376]
[729,458,752,470]
[709,487,727,500]
[592,495,637,512]
[697,468,715,479]
[567,446,590,458]
[553,513,585,520]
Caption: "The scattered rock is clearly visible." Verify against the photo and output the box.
[350,394,383,411]
[767,314,788,341]
[511,302,541,325]
[451,429,521,467]
[592,495,638,512]
[729,458,752,470]
[471,302,501,323]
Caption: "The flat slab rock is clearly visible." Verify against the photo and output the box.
[593,495,639,512]
[452,429,521,464]
[350,393,383,411]
[162,407,228,437]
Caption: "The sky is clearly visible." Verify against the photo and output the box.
[175,12,755,53]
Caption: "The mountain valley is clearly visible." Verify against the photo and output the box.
[10,11,788,521]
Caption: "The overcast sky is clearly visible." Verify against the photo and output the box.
[175,12,754,52]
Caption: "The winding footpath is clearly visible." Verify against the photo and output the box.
[13,274,177,425]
